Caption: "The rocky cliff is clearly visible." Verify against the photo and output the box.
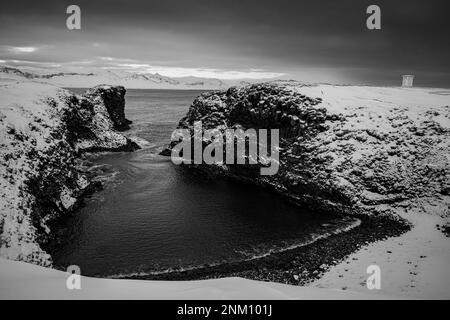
[163,82,450,224]
[0,82,139,266]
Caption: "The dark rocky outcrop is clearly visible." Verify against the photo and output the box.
[162,82,450,222]
[63,85,139,152]
[83,85,133,131]
[0,82,139,265]
[156,82,450,283]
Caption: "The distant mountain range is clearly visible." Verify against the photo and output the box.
[0,65,256,89]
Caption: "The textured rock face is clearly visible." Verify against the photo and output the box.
[0,82,139,266]
[83,85,132,131]
[66,85,139,152]
[164,82,450,222]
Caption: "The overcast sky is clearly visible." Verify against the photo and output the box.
[1,0,449,86]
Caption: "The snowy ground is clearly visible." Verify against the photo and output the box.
[0,258,400,300]
[301,85,450,299]
[312,208,450,299]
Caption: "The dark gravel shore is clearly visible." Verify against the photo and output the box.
[124,214,410,285]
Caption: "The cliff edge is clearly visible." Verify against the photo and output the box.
[164,82,450,223]
[0,81,139,266]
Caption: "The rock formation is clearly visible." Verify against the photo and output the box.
[0,82,139,266]
[163,82,450,225]
[83,85,132,131]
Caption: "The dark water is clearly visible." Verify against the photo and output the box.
[52,89,353,277]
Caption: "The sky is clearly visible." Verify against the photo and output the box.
[0,0,449,86]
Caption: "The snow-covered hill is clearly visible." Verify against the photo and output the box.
[0,65,253,90]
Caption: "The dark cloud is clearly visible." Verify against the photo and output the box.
[0,0,449,86]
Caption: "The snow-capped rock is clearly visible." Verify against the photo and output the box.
[0,81,139,266]
[162,82,450,222]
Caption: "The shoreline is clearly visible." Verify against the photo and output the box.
[122,214,410,285]
[45,158,411,287]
